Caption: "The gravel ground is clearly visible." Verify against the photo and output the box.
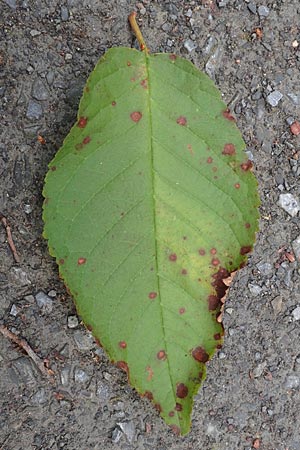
[1,1,300,449]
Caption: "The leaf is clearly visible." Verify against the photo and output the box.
[43,26,259,434]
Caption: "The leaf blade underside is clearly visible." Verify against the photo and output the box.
[43,48,259,434]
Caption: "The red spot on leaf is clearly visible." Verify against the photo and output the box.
[176,383,188,398]
[240,245,252,255]
[183,236,187,240]
[112,101,116,106]
[77,117,88,128]
[51,166,56,171]
[245,223,251,229]
[130,111,142,122]
[77,257,86,265]
[169,253,177,262]
[157,350,167,360]
[176,116,187,126]
[222,143,236,156]
[179,307,186,314]
[181,269,187,275]
[234,183,240,189]
[175,403,182,411]
[192,346,209,363]
[140,79,148,89]
[82,136,91,145]
[210,248,217,255]
[171,425,181,435]
[119,341,127,349]
[222,108,236,122]
[211,258,220,266]
[169,54,177,61]
[290,121,300,136]
[148,291,157,300]
[207,156,213,164]
[127,61,131,66]
[169,411,175,417]
[241,160,253,171]
[208,295,221,311]
[199,248,206,256]
[59,258,65,265]
[144,391,153,400]
[146,366,154,381]
[214,333,221,340]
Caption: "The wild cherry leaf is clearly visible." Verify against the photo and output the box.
[43,15,259,435]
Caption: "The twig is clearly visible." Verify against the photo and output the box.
[0,324,54,382]
[0,215,21,263]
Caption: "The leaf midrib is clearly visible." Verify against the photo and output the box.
[145,52,178,421]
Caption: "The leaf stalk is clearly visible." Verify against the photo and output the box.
[128,12,149,53]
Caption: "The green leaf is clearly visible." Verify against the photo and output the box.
[43,46,259,435]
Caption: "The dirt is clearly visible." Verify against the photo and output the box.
[1,1,300,449]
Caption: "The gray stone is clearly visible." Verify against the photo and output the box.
[97,382,111,401]
[26,100,43,120]
[266,90,283,107]
[278,193,299,217]
[46,70,55,85]
[257,262,273,276]
[205,46,222,80]
[61,6,69,21]
[35,291,53,313]
[30,29,41,37]
[292,236,300,262]
[67,315,79,329]
[74,367,90,383]
[48,289,56,297]
[287,92,299,105]
[111,427,122,444]
[11,267,31,285]
[248,283,262,296]
[184,39,197,53]
[292,306,300,321]
[10,304,20,316]
[117,421,136,443]
[258,5,270,17]
[252,361,267,378]
[271,296,283,314]
[60,367,70,386]
[24,204,32,214]
[247,3,257,14]
[161,22,172,33]
[73,330,94,351]
[284,375,300,390]
[31,388,47,404]
[217,0,229,7]
[32,78,49,101]
[3,0,16,9]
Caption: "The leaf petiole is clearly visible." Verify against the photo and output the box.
[128,12,149,53]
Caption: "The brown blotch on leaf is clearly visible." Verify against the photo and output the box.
[241,160,253,171]
[170,425,181,435]
[211,258,220,267]
[59,258,65,265]
[111,101,116,106]
[240,245,252,255]
[82,136,91,145]
[211,267,230,300]
[222,108,236,122]
[146,365,154,381]
[130,111,142,122]
[154,403,162,412]
[208,295,221,311]
[140,79,148,89]
[245,222,251,229]
[84,86,89,93]
[181,269,187,275]
[192,346,209,363]
[50,166,57,171]
[77,117,88,128]
[175,402,183,411]
[169,253,177,262]
[119,341,127,349]
[148,291,157,300]
[116,361,130,378]
[157,350,167,361]
[207,156,213,164]
[176,116,187,126]
[199,248,206,256]
[168,411,175,417]
[179,307,186,314]
[144,391,153,400]
[169,54,177,61]
[222,143,236,156]
[77,257,86,265]
[176,383,188,398]
[214,333,221,340]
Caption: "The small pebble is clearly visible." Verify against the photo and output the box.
[252,362,267,378]
[65,53,73,61]
[184,39,197,53]
[217,0,229,7]
[258,5,270,17]
[24,204,32,214]
[247,3,257,14]
[61,6,69,21]
[278,193,299,217]
[26,100,43,120]
[67,315,79,329]
[248,283,262,296]
[30,29,41,37]
[11,267,31,285]
[284,374,300,390]
[218,351,226,359]
[111,427,122,444]
[292,306,300,321]
[290,121,300,136]
[292,236,300,261]
[3,0,16,9]
[271,296,283,314]
[47,290,56,297]
[117,421,136,443]
[10,304,20,316]
[74,367,89,383]
[257,262,273,276]
[32,78,49,101]
[266,90,283,107]
[35,291,53,313]
[73,330,94,351]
